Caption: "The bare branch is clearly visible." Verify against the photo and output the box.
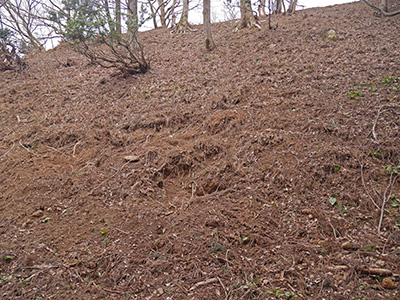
[361,0,400,17]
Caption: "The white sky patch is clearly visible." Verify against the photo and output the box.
[175,0,359,26]
[301,0,357,8]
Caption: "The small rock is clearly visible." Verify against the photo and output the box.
[31,210,44,218]
[327,265,349,272]
[375,260,386,268]
[123,155,140,162]
[268,44,277,49]
[205,218,221,228]
[326,29,337,41]
[156,287,164,296]
[22,218,33,228]
[382,277,396,290]
[341,241,358,251]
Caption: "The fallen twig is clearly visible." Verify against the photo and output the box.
[377,172,397,234]
[359,158,399,234]
[217,276,228,299]
[360,266,392,276]
[27,264,59,269]
[360,161,380,209]
[19,139,35,155]
[115,228,130,235]
[189,278,218,291]
[72,140,80,157]
[0,142,15,159]
[371,105,385,140]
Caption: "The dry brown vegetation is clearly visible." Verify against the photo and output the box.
[1,2,400,299]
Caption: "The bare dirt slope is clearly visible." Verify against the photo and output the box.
[1,2,400,299]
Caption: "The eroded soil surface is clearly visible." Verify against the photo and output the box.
[1,2,400,299]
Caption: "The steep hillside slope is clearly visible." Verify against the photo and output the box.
[1,2,400,299]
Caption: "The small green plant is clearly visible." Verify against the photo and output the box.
[266,288,297,298]
[369,150,381,159]
[101,229,108,241]
[0,274,13,283]
[363,244,376,250]
[242,236,251,244]
[390,195,400,208]
[370,87,378,92]
[1,255,13,261]
[384,165,399,174]
[329,197,337,206]
[284,291,297,298]
[209,238,225,253]
[348,90,362,99]
[338,202,349,214]
[382,77,398,84]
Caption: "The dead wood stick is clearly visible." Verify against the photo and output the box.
[360,161,380,209]
[189,278,218,291]
[217,276,228,299]
[0,142,15,159]
[371,105,385,140]
[378,173,397,234]
[327,265,349,272]
[27,264,59,269]
[115,228,130,235]
[72,140,80,157]
[360,266,392,277]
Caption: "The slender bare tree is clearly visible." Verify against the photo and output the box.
[115,0,121,34]
[258,0,266,17]
[172,0,191,32]
[148,0,179,29]
[275,0,283,14]
[157,0,167,27]
[0,0,45,51]
[287,0,297,14]
[203,0,215,50]
[127,0,138,30]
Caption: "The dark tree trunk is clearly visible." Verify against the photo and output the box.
[203,0,215,51]
[115,0,121,34]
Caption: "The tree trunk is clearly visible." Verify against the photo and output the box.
[179,0,189,26]
[170,0,177,26]
[173,0,190,32]
[287,0,297,14]
[127,0,138,32]
[158,0,167,27]
[380,0,388,12]
[203,0,215,51]
[147,0,159,29]
[258,0,266,17]
[238,0,260,29]
[115,0,121,34]
[127,0,140,53]
[275,0,282,14]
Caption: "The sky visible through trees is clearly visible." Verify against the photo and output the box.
[140,0,358,30]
